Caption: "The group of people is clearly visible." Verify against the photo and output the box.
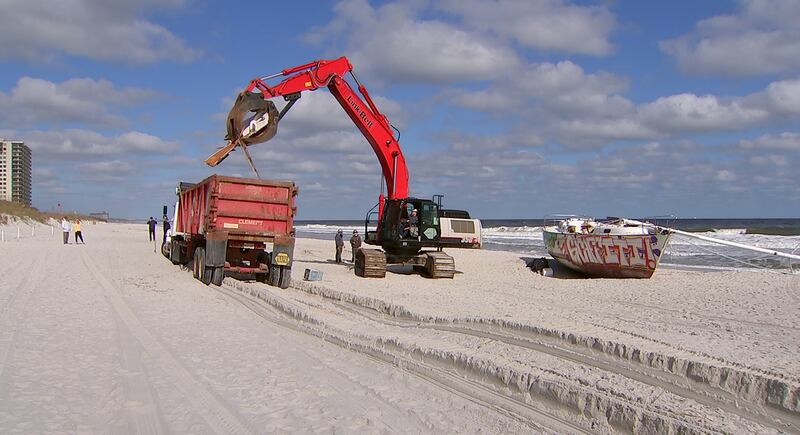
[334,229,362,263]
[60,217,85,244]
[147,216,171,244]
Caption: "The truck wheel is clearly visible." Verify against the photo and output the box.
[279,266,291,289]
[267,264,280,287]
[194,247,211,285]
[211,266,224,286]
[192,248,201,279]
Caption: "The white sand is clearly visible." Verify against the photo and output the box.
[1,220,798,433]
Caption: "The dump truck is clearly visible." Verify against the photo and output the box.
[162,175,297,288]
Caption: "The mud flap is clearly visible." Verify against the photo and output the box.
[205,231,228,268]
[170,239,185,264]
[271,234,295,268]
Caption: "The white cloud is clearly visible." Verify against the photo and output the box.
[761,78,800,114]
[305,0,519,84]
[715,169,736,182]
[0,0,199,63]
[81,160,134,175]
[277,90,366,133]
[638,93,770,132]
[453,61,630,115]
[0,77,161,127]
[25,129,180,159]
[439,0,615,56]
[78,160,136,182]
[452,69,800,145]
[660,0,800,76]
[739,132,800,150]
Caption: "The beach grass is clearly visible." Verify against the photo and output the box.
[0,200,96,225]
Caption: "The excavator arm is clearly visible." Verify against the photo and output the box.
[207,56,409,201]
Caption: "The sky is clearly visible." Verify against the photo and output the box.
[0,0,798,220]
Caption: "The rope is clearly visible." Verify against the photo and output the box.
[672,235,795,274]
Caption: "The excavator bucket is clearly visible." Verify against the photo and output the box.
[206,91,280,168]
[226,91,279,146]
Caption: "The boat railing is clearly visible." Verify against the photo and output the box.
[542,214,592,229]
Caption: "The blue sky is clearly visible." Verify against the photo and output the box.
[0,0,798,219]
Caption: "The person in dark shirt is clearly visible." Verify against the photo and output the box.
[349,230,362,262]
[409,209,418,238]
[334,229,344,263]
[147,217,157,241]
[162,215,171,244]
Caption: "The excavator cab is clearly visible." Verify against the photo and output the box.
[358,197,455,278]
[363,197,446,260]
[378,199,439,242]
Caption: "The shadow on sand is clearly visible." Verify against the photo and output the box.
[520,256,586,279]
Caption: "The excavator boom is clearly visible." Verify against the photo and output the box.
[208,56,409,200]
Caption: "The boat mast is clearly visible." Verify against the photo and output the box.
[625,219,800,262]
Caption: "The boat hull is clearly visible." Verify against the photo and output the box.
[543,230,671,278]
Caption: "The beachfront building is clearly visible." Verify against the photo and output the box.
[0,139,32,206]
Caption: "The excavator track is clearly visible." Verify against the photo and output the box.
[422,251,455,279]
[355,248,386,278]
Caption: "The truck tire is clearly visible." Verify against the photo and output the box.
[192,248,201,279]
[211,266,224,286]
[194,247,212,285]
[278,266,291,289]
[267,264,280,287]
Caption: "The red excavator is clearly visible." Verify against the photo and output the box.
[206,56,482,278]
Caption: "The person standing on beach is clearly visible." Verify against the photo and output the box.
[349,230,362,262]
[162,215,171,245]
[73,219,85,244]
[147,217,157,241]
[61,217,70,244]
[335,229,344,263]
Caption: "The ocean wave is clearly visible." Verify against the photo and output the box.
[296,224,371,234]
[711,228,747,235]
[295,223,800,269]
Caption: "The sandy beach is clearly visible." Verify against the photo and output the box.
[1,220,798,433]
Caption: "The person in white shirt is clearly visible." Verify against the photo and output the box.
[61,217,70,244]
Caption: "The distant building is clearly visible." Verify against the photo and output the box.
[0,139,32,206]
[89,211,110,222]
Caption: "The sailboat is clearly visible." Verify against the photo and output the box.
[543,217,800,278]
[543,217,671,278]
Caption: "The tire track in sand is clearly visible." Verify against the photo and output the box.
[79,251,255,435]
[216,281,589,434]
[325,296,799,433]
[146,264,430,433]
[0,253,45,383]
[290,279,800,431]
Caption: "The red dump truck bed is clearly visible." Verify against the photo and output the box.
[175,175,297,240]
[164,175,298,288]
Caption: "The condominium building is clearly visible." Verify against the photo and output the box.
[0,139,32,206]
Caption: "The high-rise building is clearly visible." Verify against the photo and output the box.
[0,139,32,206]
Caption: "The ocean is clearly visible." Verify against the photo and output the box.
[295,218,800,272]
